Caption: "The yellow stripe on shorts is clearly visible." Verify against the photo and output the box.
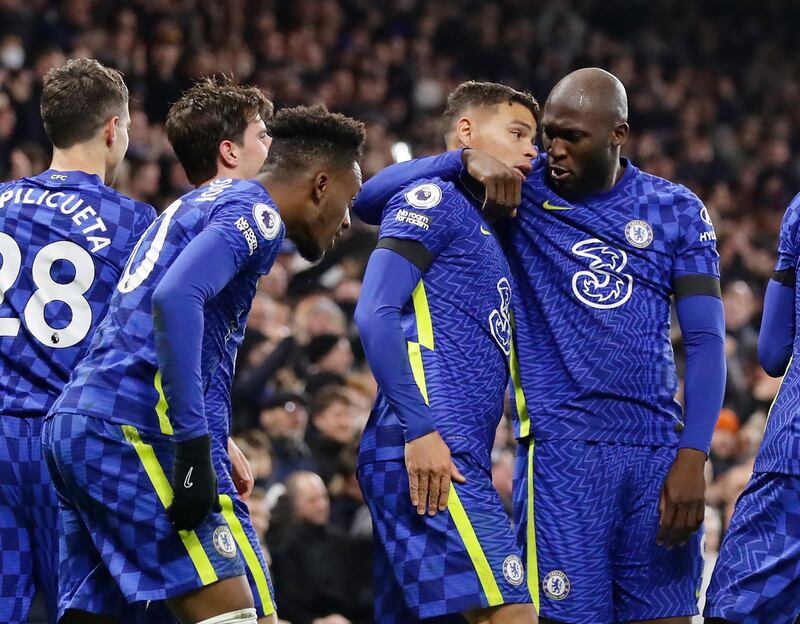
[447,485,504,607]
[121,425,217,586]
[526,440,539,612]
[219,494,275,616]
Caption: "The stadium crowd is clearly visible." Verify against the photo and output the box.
[1,0,796,622]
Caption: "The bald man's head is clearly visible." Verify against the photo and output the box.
[547,67,628,126]
[541,67,630,200]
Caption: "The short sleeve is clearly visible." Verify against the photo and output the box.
[379,180,465,259]
[205,194,285,274]
[672,191,720,278]
[775,193,800,272]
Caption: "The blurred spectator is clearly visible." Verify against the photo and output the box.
[709,408,740,478]
[306,387,357,484]
[269,471,372,624]
[258,392,316,485]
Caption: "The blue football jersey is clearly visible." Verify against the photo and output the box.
[0,169,155,418]
[52,178,285,439]
[755,193,800,475]
[206,321,243,458]
[507,155,719,445]
[358,178,513,470]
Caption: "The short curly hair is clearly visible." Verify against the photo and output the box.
[442,81,540,139]
[41,58,128,149]
[166,76,273,185]
[263,104,366,176]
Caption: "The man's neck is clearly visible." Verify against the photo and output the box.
[258,172,303,233]
[49,147,106,182]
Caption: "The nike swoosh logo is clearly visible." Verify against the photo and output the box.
[480,226,491,235]
[184,466,194,489]
[542,199,573,211]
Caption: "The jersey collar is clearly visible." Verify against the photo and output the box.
[32,169,105,187]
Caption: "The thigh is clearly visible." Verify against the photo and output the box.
[704,471,800,624]
[45,412,245,609]
[613,446,702,623]
[358,455,531,621]
[0,415,34,624]
[532,439,617,624]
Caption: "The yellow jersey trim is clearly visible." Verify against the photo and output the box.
[153,371,174,436]
[509,312,530,438]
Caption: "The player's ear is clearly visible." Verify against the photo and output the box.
[455,116,473,148]
[104,116,119,148]
[612,122,629,147]
[312,171,328,206]
[218,139,238,169]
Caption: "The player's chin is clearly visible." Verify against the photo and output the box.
[293,236,325,263]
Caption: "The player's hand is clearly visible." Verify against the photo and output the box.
[228,437,254,501]
[657,447,706,549]
[461,148,525,220]
[405,431,466,516]
[168,434,221,531]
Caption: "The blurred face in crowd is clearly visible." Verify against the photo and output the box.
[452,102,537,177]
[317,337,354,375]
[260,401,307,442]
[313,398,356,445]
[723,280,755,331]
[292,472,330,525]
[245,494,270,538]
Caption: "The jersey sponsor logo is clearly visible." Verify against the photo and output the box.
[502,555,525,586]
[542,570,570,600]
[571,239,633,309]
[542,199,574,211]
[700,230,717,242]
[212,526,237,558]
[252,203,282,240]
[235,216,259,256]
[404,183,442,209]
[700,205,713,226]
[395,208,430,230]
[489,277,512,355]
[480,225,492,236]
[624,219,653,248]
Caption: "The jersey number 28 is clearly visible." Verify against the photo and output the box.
[0,233,94,348]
